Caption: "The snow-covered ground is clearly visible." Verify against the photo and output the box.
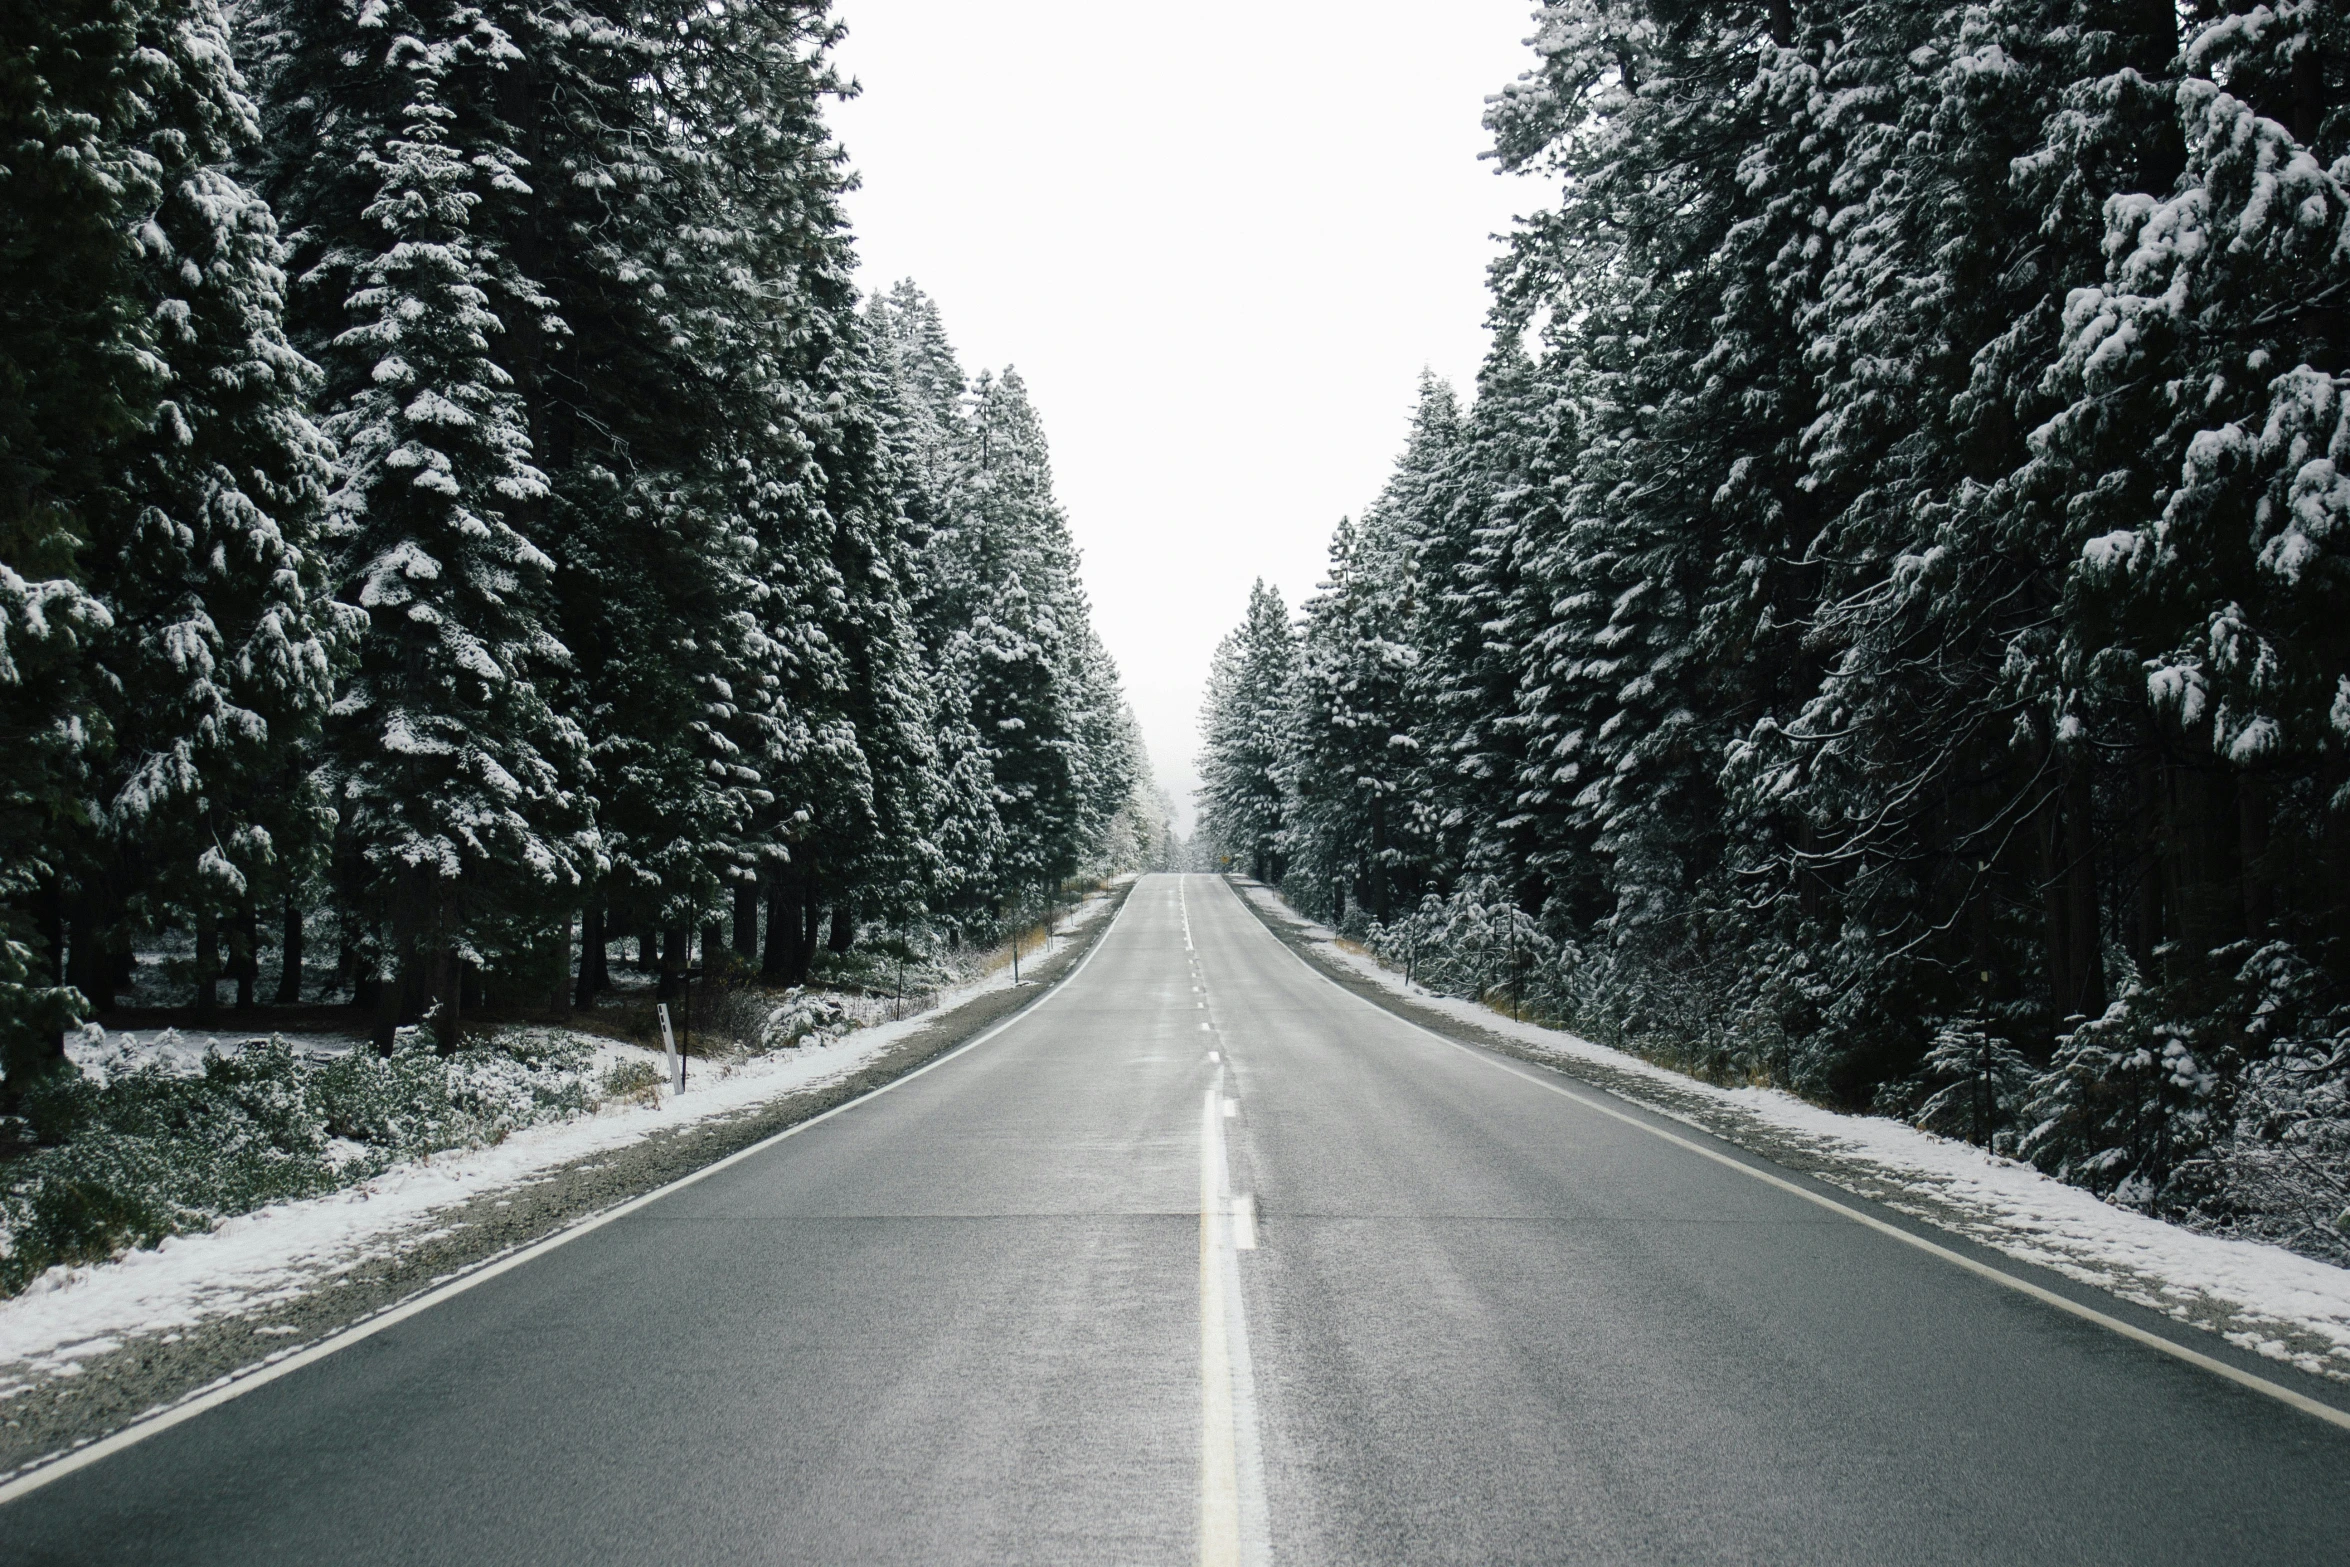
[67,1027,365,1080]
[0,890,1117,1399]
[1236,882,2350,1385]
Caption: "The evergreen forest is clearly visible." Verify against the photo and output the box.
[1198,0,2350,1260]
[0,0,1155,1095]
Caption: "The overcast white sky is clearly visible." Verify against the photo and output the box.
[827,2,1543,831]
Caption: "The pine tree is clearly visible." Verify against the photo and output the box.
[1197,579,1296,880]
[261,2,597,1049]
[1284,380,1461,922]
[3,0,146,1091]
[4,0,344,1082]
[1425,341,1555,899]
[89,0,348,1023]
[673,5,947,976]
[1720,0,2187,1095]
[866,280,1003,926]
[1219,0,2350,1244]
[2018,1,2350,1200]
[513,0,864,993]
[926,367,1086,909]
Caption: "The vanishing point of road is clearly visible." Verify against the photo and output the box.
[6,874,2346,1564]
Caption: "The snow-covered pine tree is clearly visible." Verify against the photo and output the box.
[260,2,596,1050]
[1716,0,2187,1098]
[666,4,946,981]
[1082,706,1168,879]
[2019,0,2350,1204]
[1196,628,1246,870]
[0,557,102,1098]
[3,0,145,1093]
[1424,340,1556,900]
[1474,0,1852,1078]
[938,366,1092,911]
[1066,622,1141,871]
[866,281,1003,928]
[4,0,345,1084]
[1283,379,1460,924]
[1197,579,1296,881]
[517,0,761,999]
[84,0,347,1024]
[866,283,1136,935]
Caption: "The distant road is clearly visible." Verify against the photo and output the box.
[7,874,2346,1564]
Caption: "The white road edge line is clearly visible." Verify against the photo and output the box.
[1231,880,2350,1437]
[1198,1059,1270,1567]
[0,890,1139,1508]
[1199,1085,1238,1567]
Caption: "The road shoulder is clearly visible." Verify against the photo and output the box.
[0,884,1132,1484]
[1220,875,2350,1405]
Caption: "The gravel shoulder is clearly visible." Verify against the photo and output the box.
[0,884,1130,1481]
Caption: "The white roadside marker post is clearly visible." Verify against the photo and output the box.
[658,1002,681,1096]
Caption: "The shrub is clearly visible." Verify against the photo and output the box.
[0,1028,601,1296]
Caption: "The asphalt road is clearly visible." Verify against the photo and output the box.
[6,874,2347,1564]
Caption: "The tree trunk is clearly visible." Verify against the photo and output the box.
[2328,756,2350,951]
[2131,755,2163,978]
[827,902,855,954]
[106,945,135,1012]
[759,865,825,985]
[733,882,759,962]
[67,888,114,1013]
[417,881,458,1054]
[194,914,222,1025]
[2163,762,2240,963]
[2038,765,2105,1028]
[1,879,72,1106]
[702,921,726,976]
[658,925,685,1000]
[434,943,460,1054]
[2239,770,2272,942]
[276,898,305,1005]
[2062,766,2104,1019]
[572,903,599,1013]
[549,908,574,1019]
[790,880,821,984]
[761,877,791,982]
[40,875,68,1058]
[232,904,260,1011]
[371,881,418,1056]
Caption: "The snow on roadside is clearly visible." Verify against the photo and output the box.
[0,890,1116,1398]
[68,1027,365,1082]
[1235,882,2350,1384]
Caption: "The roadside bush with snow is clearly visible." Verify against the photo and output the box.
[756,989,852,1051]
[0,1029,599,1296]
[1353,882,2350,1268]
